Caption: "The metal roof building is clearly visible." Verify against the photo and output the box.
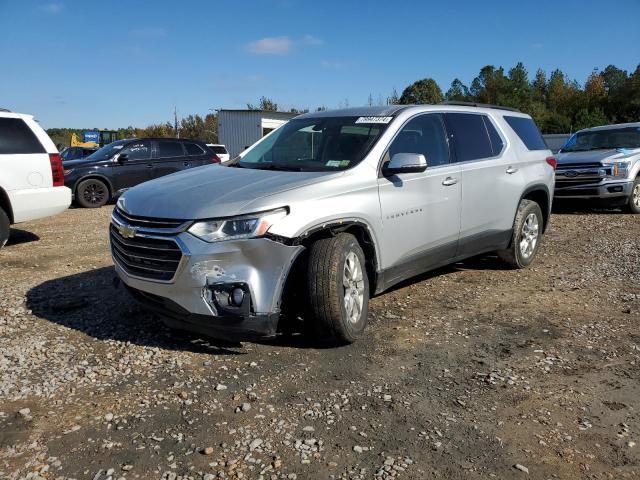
[217,109,298,157]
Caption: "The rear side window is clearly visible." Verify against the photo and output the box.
[444,113,493,162]
[0,118,45,154]
[504,116,547,150]
[184,142,206,155]
[157,140,184,158]
[210,146,228,155]
[483,117,505,156]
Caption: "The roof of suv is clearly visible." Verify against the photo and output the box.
[296,103,528,120]
[577,122,640,133]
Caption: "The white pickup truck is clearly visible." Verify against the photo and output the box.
[0,109,71,247]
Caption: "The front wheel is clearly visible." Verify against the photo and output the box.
[498,199,543,269]
[0,207,9,248]
[624,178,640,214]
[76,178,109,208]
[306,233,369,345]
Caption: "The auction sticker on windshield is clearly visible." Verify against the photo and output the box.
[355,116,393,124]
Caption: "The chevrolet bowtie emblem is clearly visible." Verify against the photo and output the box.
[118,224,138,239]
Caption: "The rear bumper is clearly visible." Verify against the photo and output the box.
[554,180,633,199]
[9,186,71,223]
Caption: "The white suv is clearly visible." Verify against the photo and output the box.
[0,109,71,247]
[206,144,230,163]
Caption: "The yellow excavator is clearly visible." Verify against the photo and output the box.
[70,130,118,148]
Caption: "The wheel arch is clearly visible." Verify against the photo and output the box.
[0,185,13,224]
[294,220,380,294]
[519,184,551,232]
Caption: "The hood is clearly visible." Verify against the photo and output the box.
[63,157,112,168]
[119,165,339,219]
[557,148,640,165]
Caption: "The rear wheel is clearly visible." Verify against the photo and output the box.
[0,208,9,248]
[624,178,640,214]
[306,233,369,345]
[76,178,109,208]
[498,199,543,268]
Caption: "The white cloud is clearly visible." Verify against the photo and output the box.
[245,34,322,55]
[40,2,63,14]
[130,27,167,38]
[246,36,292,55]
[301,34,323,46]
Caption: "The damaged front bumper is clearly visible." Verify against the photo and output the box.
[111,222,303,341]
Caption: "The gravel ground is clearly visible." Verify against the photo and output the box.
[0,205,639,480]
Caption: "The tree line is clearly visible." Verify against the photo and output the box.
[47,62,640,147]
[392,62,640,133]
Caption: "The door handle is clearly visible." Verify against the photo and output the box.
[442,177,459,186]
[506,166,519,174]
[183,161,190,167]
[146,164,154,169]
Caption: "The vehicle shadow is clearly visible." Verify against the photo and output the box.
[552,200,626,215]
[6,228,40,246]
[26,266,244,355]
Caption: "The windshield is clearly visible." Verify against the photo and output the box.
[85,139,129,161]
[560,126,640,152]
[237,116,392,171]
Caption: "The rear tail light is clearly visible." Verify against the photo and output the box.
[545,156,557,170]
[49,153,64,186]
[211,154,221,164]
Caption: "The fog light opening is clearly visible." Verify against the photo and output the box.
[231,288,245,307]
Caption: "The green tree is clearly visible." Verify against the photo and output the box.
[179,114,206,140]
[445,78,470,101]
[247,96,278,111]
[387,88,400,105]
[399,78,443,104]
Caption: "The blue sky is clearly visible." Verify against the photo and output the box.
[1,0,639,128]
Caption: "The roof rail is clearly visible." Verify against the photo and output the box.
[0,108,12,112]
[439,101,520,113]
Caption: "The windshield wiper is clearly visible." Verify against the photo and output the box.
[242,164,303,172]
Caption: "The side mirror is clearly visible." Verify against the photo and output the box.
[116,153,129,164]
[382,153,427,176]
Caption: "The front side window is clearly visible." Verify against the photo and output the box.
[238,116,390,171]
[0,118,45,154]
[387,114,450,167]
[157,140,184,158]
[445,113,494,162]
[122,141,151,161]
[560,126,640,152]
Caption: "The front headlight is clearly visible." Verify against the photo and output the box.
[606,161,630,178]
[188,208,288,243]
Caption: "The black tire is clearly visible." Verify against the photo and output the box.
[623,177,640,214]
[498,199,544,269]
[0,207,9,248]
[306,233,369,345]
[76,178,109,208]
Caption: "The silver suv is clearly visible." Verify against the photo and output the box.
[555,123,640,213]
[110,104,555,344]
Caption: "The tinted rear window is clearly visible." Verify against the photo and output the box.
[504,116,548,150]
[157,140,184,157]
[210,146,227,154]
[445,113,493,161]
[0,118,45,154]
[184,142,206,155]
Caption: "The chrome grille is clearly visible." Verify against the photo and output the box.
[113,206,188,230]
[109,225,183,282]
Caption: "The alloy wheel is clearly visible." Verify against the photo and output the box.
[342,251,365,324]
[519,213,539,259]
